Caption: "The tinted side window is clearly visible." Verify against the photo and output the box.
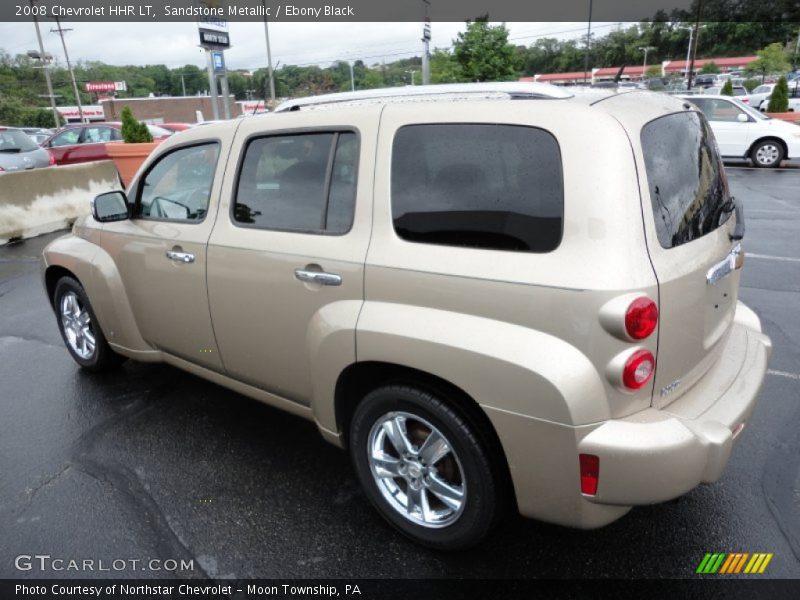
[641,112,733,249]
[391,124,563,253]
[136,142,220,222]
[234,132,357,234]
[50,130,80,147]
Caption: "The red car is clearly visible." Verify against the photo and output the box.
[159,122,194,133]
[41,122,172,166]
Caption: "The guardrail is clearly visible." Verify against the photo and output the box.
[0,161,120,245]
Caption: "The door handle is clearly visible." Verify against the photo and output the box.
[294,269,342,286]
[166,250,195,263]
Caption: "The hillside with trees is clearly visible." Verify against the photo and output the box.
[1,16,798,126]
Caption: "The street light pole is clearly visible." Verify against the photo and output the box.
[51,17,84,123]
[583,0,593,83]
[262,0,276,105]
[421,0,431,85]
[639,46,655,80]
[30,0,59,127]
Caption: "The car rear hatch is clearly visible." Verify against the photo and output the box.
[639,110,743,408]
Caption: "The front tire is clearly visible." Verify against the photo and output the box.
[54,276,125,372]
[349,385,499,550]
[750,139,785,168]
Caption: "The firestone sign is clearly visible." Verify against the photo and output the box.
[85,81,127,92]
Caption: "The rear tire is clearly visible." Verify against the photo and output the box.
[53,276,126,372]
[349,385,499,550]
[750,139,784,168]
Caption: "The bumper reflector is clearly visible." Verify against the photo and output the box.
[579,453,600,496]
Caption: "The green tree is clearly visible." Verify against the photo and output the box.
[645,65,662,78]
[720,79,734,95]
[430,49,463,83]
[747,42,791,83]
[120,106,152,143]
[700,61,720,74]
[767,76,790,112]
[453,17,519,82]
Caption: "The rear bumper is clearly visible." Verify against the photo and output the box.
[486,302,771,529]
[578,301,771,507]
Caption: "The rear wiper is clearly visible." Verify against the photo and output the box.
[0,148,22,153]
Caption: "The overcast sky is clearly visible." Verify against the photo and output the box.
[0,21,623,72]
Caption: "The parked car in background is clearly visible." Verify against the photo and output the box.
[756,79,800,112]
[41,122,172,166]
[42,83,771,549]
[703,85,750,103]
[159,122,194,133]
[0,126,54,173]
[679,94,800,167]
[20,127,54,145]
[748,84,777,109]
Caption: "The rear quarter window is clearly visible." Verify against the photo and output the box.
[641,111,733,249]
[391,124,563,253]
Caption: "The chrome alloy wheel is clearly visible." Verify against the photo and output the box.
[367,411,466,528]
[60,291,96,360]
[755,143,781,166]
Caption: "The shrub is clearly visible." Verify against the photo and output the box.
[767,76,789,112]
[720,80,734,96]
[120,106,153,143]
[743,78,760,92]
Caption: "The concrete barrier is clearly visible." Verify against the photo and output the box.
[0,161,120,245]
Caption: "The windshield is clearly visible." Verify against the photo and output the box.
[641,111,733,249]
[0,129,39,152]
[730,97,769,120]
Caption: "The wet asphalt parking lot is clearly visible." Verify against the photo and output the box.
[0,166,798,581]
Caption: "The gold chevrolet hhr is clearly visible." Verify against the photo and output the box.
[42,83,771,549]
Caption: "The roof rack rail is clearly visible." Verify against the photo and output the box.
[274,82,573,112]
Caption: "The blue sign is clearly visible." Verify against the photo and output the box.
[211,51,225,73]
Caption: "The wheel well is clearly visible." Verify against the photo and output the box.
[749,136,788,158]
[44,265,77,309]
[334,361,517,506]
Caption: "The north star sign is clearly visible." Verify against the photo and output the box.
[199,28,230,48]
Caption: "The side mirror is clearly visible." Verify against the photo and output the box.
[92,191,129,222]
[737,113,749,123]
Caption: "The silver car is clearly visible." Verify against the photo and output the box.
[0,127,53,173]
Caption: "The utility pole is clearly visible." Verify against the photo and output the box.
[51,17,84,123]
[349,61,355,92]
[583,0,593,83]
[30,0,59,128]
[684,26,694,87]
[262,0,276,105]
[639,46,655,80]
[181,75,187,96]
[421,0,431,85]
[687,0,703,90]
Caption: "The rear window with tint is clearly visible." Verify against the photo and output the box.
[0,129,39,152]
[391,124,563,253]
[641,111,733,249]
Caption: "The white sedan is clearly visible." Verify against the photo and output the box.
[678,94,800,168]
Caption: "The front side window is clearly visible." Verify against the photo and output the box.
[136,142,220,222]
[81,127,115,143]
[688,98,745,122]
[234,131,357,234]
[641,111,733,249]
[391,124,563,253]
[49,129,80,147]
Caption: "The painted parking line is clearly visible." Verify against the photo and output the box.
[767,370,800,381]
[747,253,800,263]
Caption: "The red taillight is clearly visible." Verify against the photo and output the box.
[624,297,658,339]
[579,454,599,495]
[622,349,655,390]
[48,151,56,166]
